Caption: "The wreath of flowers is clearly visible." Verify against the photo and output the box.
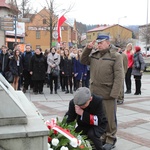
[45,117,92,150]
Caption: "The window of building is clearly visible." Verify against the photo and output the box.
[36,30,40,39]
[87,35,91,40]
[43,19,47,24]
[36,45,41,48]
[93,33,95,36]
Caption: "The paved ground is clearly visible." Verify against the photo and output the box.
[25,73,150,150]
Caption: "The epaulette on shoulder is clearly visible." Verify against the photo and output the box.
[93,49,99,53]
[89,49,99,56]
[109,49,119,60]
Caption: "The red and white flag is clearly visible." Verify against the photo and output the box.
[57,15,66,43]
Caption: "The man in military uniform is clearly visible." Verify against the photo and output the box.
[80,34,124,150]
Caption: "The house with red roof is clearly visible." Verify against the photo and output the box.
[86,24,132,47]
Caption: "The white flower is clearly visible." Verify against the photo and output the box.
[47,143,53,150]
[60,146,69,150]
[47,143,50,148]
[70,138,78,148]
[51,138,59,146]
[78,140,82,146]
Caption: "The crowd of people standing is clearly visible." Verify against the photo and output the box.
[0,43,90,94]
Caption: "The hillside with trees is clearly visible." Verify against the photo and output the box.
[76,21,139,37]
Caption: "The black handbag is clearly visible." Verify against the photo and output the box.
[51,68,59,77]
[135,60,141,69]
[5,71,14,83]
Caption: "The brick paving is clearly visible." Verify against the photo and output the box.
[25,74,150,150]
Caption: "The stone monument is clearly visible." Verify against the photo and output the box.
[0,74,49,150]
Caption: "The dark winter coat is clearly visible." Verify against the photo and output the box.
[9,56,23,76]
[80,45,124,99]
[132,52,145,76]
[0,52,10,73]
[74,58,87,80]
[22,51,34,71]
[61,57,74,76]
[30,53,47,80]
[66,94,107,137]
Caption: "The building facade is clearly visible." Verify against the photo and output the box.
[0,0,24,50]
[0,0,12,46]
[25,8,78,51]
[86,24,133,47]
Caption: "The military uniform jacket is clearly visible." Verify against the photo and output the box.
[66,94,107,137]
[80,45,124,99]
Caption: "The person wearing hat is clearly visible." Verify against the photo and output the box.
[80,34,124,150]
[66,87,107,150]
[131,46,145,95]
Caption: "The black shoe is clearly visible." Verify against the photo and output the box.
[23,88,26,93]
[103,143,115,150]
[34,92,38,95]
[55,91,57,94]
[117,100,124,105]
[134,92,141,95]
[50,91,53,94]
[101,140,106,146]
[39,91,44,94]
[65,90,69,94]
[125,90,131,94]
[70,90,73,94]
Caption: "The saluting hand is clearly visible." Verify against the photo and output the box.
[75,105,83,116]
[87,40,96,49]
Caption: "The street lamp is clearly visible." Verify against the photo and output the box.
[146,0,149,56]
[117,16,127,43]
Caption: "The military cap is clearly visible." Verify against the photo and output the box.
[96,34,110,43]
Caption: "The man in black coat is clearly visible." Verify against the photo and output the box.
[0,45,10,77]
[66,87,107,150]
[22,44,34,93]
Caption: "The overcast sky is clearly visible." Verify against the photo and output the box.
[29,0,149,26]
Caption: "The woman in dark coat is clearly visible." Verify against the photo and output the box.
[131,46,145,95]
[62,49,74,94]
[59,49,65,91]
[9,49,23,90]
[74,49,87,90]
[30,48,47,94]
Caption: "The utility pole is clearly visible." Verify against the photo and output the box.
[146,0,149,56]
[117,16,127,44]
[50,1,53,47]
[14,16,17,43]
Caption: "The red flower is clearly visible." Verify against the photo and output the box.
[53,129,58,134]
[47,125,51,129]
[48,136,52,142]
[79,145,85,149]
